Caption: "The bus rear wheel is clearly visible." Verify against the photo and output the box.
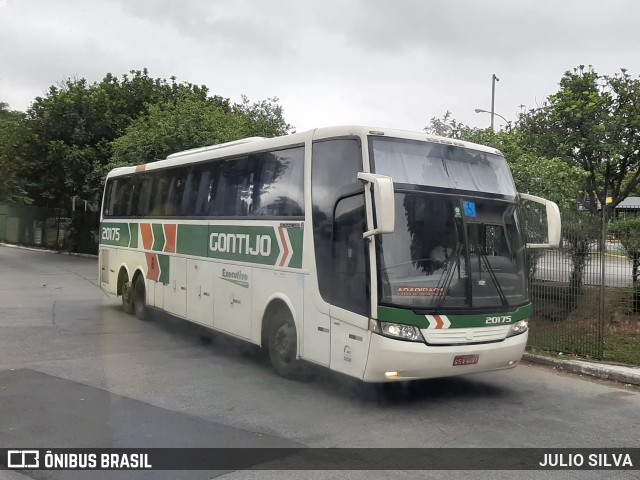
[133,275,148,321]
[268,310,302,379]
[121,277,134,314]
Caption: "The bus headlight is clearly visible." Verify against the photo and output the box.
[370,319,424,342]
[507,320,528,337]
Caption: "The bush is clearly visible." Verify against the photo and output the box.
[610,218,640,312]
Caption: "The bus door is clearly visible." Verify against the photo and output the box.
[328,194,371,378]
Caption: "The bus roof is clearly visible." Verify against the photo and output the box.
[106,125,504,179]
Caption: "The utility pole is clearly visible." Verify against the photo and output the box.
[491,74,500,131]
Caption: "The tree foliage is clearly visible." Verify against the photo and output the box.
[562,211,601,296]
[233,94,292,138]
[110,96,249,168]
[16,69,215,207]
[516,66,640,212]
[425,111,482,140]
[611,218,640,285]
[8,69,292,208]
[110,95,291,171]
[611,218,640,311]
[509,155,588,211]
[0,103,31,204]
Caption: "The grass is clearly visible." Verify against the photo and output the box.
[529,331,640,366]
[529,281,640,366]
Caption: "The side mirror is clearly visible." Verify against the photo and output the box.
[357,172,395,238]
[520,193,561,248]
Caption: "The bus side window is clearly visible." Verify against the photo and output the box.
[213,157,252,216]
[166,169,186,217]
[150,172,171,217]
[180,167,199,216]
[126,176,141,217]
[204,163,222,216]
[194,170,212,216]
[332,195,368,316]
[311,138,364,305]
[137,174,152,216]
[113,177,133,216]
[103,180,115,216]
[252,147,304,217]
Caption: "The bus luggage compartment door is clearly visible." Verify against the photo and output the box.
[186,259,214,327]
[213,264,252,339]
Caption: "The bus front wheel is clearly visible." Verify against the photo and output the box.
[133,275,148,321]
[268,310,301,379]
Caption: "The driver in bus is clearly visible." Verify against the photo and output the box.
[429,226,455,272]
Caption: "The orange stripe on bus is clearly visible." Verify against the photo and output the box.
[145,253,160,282]
[140,223,154,250]
[277,227,289,267]
[164,224,177,253]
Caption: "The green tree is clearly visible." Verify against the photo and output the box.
[0,103,31,204]
[109,95,249,168]
[17,69,220,208]
[14,69,292,208]
[610,219,640,311]
[612,219,640,281]
[509,154,588,211]
[517,66,640,213]
[110,95,292,169]
[424,111,484,140]
[562,211,601,308]
[233,94,292,137]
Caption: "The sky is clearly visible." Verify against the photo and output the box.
[1,0,639,133]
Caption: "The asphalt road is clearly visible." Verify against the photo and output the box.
[1,246,639,480]
[535,248,634,287]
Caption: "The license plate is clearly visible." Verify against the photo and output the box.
[453,354,479,366]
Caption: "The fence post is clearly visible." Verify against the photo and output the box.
[598,202,606,359]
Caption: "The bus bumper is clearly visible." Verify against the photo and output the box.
[362,331,528,382]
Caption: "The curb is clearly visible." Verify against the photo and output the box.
[0,242,98,258]
[524,353,640,387]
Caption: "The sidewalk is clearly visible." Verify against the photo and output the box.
[0,242,97,258]
[524,352,640,387]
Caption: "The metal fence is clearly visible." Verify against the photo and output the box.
[0,204,99,254]
[528,203,640,365]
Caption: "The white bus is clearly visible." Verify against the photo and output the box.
[99,126,560,382]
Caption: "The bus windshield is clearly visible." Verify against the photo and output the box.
[377,192,527,310]
[371,137,517,197]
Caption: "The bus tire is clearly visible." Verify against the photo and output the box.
[268,309,301,379]
[121,277,134,315]
[133,274,148,321]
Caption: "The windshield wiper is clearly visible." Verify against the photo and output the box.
[433,244,463,309]
[475,247,509,307]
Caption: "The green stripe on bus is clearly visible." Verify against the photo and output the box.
[176,224,303,268]
[207,225,280,266]
[176,225,209,257]
[158,254,170,285]
[129,223,138,248]
[377,304,532,329]
[287,228,303,269]
[152,224,165,251]
[99,222,130,247]
[102,221,304,269]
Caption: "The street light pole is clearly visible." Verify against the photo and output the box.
[474,108,508,125]
[491,73,500,131]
